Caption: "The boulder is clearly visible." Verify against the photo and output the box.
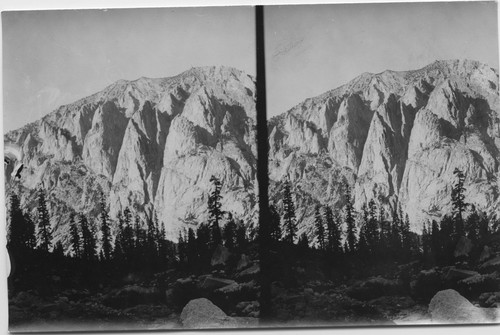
[102,285,162,308]
[454,236,473,258]
[428,289,500,323]
[198,276,236,290]
[236,264,260,281]
[479,246,493,263]
[443,268,479,282]
[236,300,260,317]
[480,256,500,273]
[479,292,500,308]
[456,273,500,298]
[211,245,230,267]
[237,254,251,271]
[180,298,258,328]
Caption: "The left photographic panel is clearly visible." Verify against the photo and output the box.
[3,7,258,332]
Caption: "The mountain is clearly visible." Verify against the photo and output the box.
[5,66,258,243]
[268,59,500,237]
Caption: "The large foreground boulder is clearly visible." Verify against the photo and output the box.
[428,289,500,323]
[180,298,258,329]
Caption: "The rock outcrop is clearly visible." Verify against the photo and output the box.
[180,298,257,328]
[428,289,500,323]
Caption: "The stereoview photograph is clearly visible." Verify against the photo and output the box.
[2,1,500,333]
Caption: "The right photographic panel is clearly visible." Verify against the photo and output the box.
[264,1,500,327]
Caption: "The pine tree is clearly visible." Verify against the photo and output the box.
[358,225,369,257]
[477,212,490,242]
[451,168,467,236]
[36,188,52,252]
[378,205,389,244]
[430,220,441,263]
[401,213,411,249]
[465,210,480,242]
[365,200,380,253]
[186,228,198,270]
[421,222,431,261]
[196,223,211,269]
[344,183,357,253]
[69,212,81,259]
[114,210,125,260]
[80,214,96,261]
[235,222,248,252]
[23,213,36,251]
[390,206,402,255]
[222,214,237,250]
[208,176,224,248]
[177,231,187,265]
[122,207,134,258]
[269,204,282,242]
[7,193,35,253]
[314,205,326,251]
[282,179,297,244]
[323,206,342,254]
[98,191,112,261]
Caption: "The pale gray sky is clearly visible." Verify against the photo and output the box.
[265,2,499,118]
[2,7,255,132]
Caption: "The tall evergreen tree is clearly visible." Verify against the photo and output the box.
[208,176,224,247]
[365,200,380,253]
[390,206,402,255]
[430,220,441,263]
[323,206,342,254]
[80,214,96,261]
[451,168,467,236]
[269,204,282,242]
[344,183,357,253]
[235,222,248,251]
[36,188,52,252]
[69,212,81,259]
[185,228,197,270]
[22,213,36,251]
[421,222,431,261]
[122,207,134,258]
[7,193,35,253]
[378,205,389,244]
[98,191,112,261]
[314,205,326,251]
[222,213,237,250]
[282,179,297,244]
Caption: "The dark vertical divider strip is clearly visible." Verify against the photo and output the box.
[256,5,272,323]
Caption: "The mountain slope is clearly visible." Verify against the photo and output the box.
[5,66,257,243]
[269,59,500,236]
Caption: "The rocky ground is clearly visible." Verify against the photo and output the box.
[8,245,261,332]
[9,236,500,331]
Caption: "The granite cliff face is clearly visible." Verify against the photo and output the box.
[268,60,500,235]
[5,66,257,243]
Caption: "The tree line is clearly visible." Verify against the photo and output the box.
[265,168,498,281]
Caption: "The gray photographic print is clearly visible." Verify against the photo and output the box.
[2,1,500,333]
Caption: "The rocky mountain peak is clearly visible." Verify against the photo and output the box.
[6,66,257,244]
[269,59,499,238]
